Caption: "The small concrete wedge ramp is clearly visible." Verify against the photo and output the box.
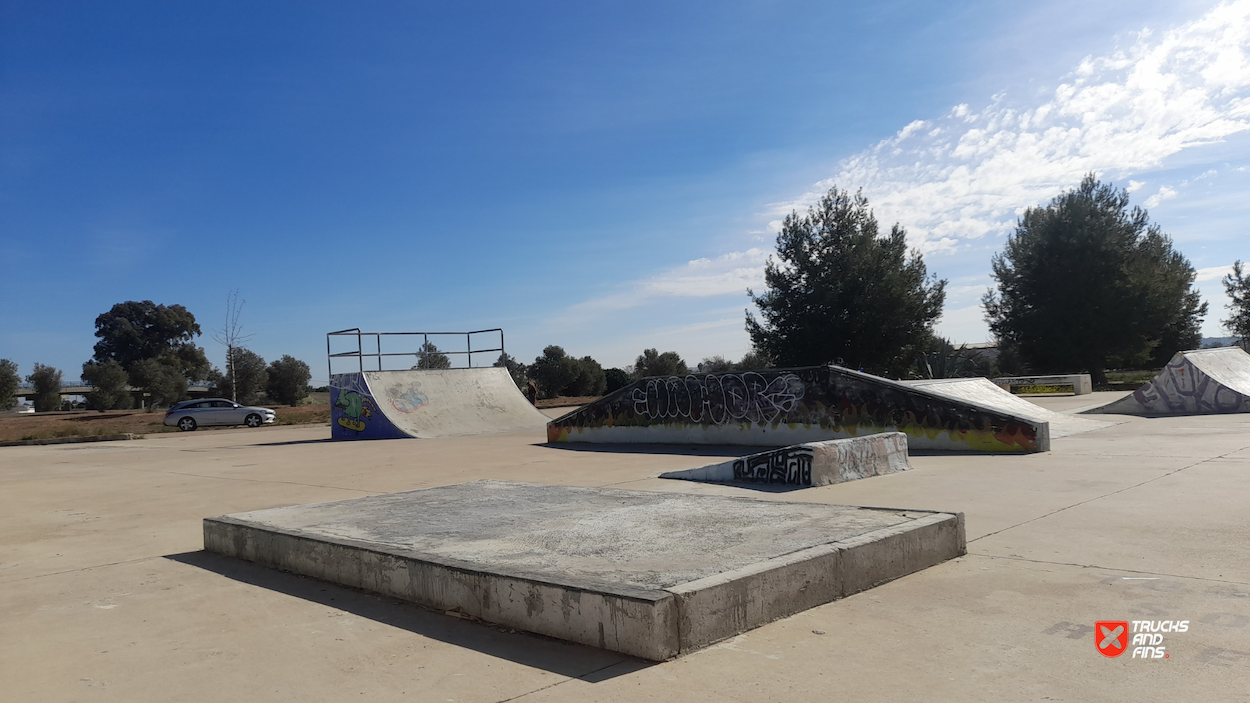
[330,367,550,439]
[902,377,1119,438]
[1083,347,1250,415]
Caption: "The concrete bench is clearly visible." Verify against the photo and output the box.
[994,374,1092,395]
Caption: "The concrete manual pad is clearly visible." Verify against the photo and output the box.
[204,480,964,660]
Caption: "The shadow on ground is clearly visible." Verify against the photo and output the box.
[165,551,654,681]
[540,442,781,457]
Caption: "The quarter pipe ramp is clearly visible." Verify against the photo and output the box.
[1083,347,1250,415]
[547,365,1051,452]
[331,367,550,440]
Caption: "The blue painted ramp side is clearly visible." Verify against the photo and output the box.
[330,372,411,440]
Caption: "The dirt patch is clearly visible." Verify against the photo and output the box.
[0,405,331,442]
[535,396,602,409]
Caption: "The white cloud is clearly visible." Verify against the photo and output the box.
[767,1,1250,254]
[1144,185,1179,207]
[1127,179,1147,192]
[1196,264,1235,281]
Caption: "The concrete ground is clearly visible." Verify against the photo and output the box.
[2,390,1248,701]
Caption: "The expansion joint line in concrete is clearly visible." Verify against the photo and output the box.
[491,660,634,703]
[967,443,1250,545]
[106,463,381,496]
[963,553,1250,587]
[0,554,159,586]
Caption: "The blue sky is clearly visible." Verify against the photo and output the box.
[3,0,1247,384]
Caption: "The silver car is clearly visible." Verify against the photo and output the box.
[164,398,276,431]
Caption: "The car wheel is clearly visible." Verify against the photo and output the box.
[245,413,262,428]
[178,417,197,432]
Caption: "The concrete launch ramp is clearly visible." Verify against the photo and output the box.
[548,365,1051,452]
[331,367,550,440]
[1083,347,1250,416]
[902,378,1118,438]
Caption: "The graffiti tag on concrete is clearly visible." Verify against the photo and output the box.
[630,372,805,425]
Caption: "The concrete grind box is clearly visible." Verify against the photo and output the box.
[204,481,965,660]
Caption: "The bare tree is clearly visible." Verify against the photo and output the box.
[211,291,253,402]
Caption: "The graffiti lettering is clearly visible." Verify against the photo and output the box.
[631,372,805,425]
[732,447,813,485]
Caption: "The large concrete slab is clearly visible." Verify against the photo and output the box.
[204,480,965,660]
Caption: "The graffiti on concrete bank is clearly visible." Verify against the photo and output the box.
[386,382,429,413]
[631,372,805,425]
[335,390,374,432]
[733,446,813,485]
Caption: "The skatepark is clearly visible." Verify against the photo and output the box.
[3,345,1249,700]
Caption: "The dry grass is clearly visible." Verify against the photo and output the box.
[0,404,331,442]
[534,396,602,409]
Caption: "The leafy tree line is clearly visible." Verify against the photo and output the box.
[3,300,316,413]
[745,176,1225,382]
[486,345,776,401]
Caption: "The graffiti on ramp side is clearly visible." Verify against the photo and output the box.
[387,382,430,413]
[335,390,375,433]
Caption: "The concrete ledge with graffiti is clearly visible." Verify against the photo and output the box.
[547,365,1051,452]
[660,432,910,487]
[1084,347,1250,416]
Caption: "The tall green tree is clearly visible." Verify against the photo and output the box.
[566,356,607,396]
[414,341,452,369]
[698,356,734,373]
[633,349,689,378]
[26,363,63,412]
[0,359,18,410]
[266,355,311,406]
[529,346,578,399]
[92,301,211,381]
[746,186,946,377]
[983,175,1207,384]
[82,359,133,411]
[1224,260,1250,351]
[604,367,631,393]
[735,350,772,371]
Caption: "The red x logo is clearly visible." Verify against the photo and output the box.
[1096,621,1129,658]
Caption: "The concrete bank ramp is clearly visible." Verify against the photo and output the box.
[901,377,1118,438]
[661,433,911,487]
[1083,347,1250,415]
[331,367,550,440]
[548,365,1051,452]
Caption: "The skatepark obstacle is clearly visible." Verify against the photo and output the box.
[548,365,1052,452]
[1083,347,1250,415]
[660,433,911,487]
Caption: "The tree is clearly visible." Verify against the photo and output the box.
[210,291,254,402]
[697,355,734,373]
[130,359,187,408]
[735,350,772,371]
[82,359,133,411]
[494,352,528,388]
[414,341,452,369]
[566,356,607,397]
[529,346,578,399]
[266,355,311,406]
[746,186,946,377]
[0,359,18,410]
[1224,260,1250,351]
[916,338,980,379]
[983,175,1207,384]
[214,348,267,404]
[604,367,632,393]
[92,301,211,381]
[633,348,689,378]
[26,363,63,412]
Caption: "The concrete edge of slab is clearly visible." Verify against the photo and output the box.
[204,509,965,661]
[665,512,966,652]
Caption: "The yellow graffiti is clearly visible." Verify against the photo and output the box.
[337,416,367,432]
